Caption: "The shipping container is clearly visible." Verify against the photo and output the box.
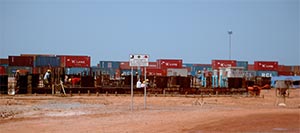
[35,56,60,67]
[212,60,236,70]
[121,69,139,76]
[9,56,34,67]
[65,67,90,75]
[278,71,295,76]
[167,68,188,77]
[120,61,157,70]
[99,61,120,69]
[221,67,245,78]
[244,71,257,79]
[141,68,167,76]
[256,71,278,77]
[0,66,6,75]
[278,65,292,72]
[254,61,278,71]
[148,62,158,69]
[0,58,9,65]
[291,65,300,72]
[236,61,248,70]
[7,66,32,76]
[120,62,136,70]
[21,54,56,57]
[58,55,91,68]
[248,64,255,71]
[157,59,183,69]
[190,65,212,76]
[182,63,194,68]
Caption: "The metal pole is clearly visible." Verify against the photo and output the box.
[131,67,133,111]
[228,30,233,60]
[144,67,147,109]
[229,34,231,60]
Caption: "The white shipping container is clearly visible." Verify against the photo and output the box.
[167,68,188,77]
[224,67,245,78]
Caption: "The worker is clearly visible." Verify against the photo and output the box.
[43,69,52,87]
[15,70,20,91]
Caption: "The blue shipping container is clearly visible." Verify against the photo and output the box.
[182,63,194,68]
[35,56,60,67]
[65,67,90,75]
[256,71,278,77]
[99,61,120,69]
[121,69,139,76]
[236,61,248,70]
[100,68,118,76]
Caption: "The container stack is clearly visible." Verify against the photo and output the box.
[254,61,278,77]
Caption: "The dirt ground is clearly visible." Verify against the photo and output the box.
[0,89,299,133]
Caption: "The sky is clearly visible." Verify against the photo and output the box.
[1,0,299,66]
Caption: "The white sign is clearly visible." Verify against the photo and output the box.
[129,54,149,67]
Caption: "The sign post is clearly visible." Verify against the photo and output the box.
[129,54,149,110]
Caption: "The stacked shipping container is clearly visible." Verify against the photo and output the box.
[58,55,90,68]
[212,60,237,70]
[254,61,278,77]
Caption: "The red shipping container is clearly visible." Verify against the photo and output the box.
[212,60,237,69]
[157,59,183,69]
[254,61,278,71]
[0,66,6,75]
[141,68,167,76]
[9,56,34,67]
[278,71,294,76]
[248,64,255,71]
[148,62,158,69]
[120,62,130,70]
[0,58,9,65]
[58,55,90,68]
[278,65,292,71]
[291,65,300,72]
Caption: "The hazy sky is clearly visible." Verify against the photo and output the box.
[1,0,299,66]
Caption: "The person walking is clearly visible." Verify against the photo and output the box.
[43,69,52,88]
[15,70,20,93]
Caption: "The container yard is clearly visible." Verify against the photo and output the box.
[0,54,300,95]
[0,54,300,133]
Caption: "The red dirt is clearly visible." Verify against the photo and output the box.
[0,89,299,133]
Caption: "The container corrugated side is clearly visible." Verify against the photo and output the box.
[291,65,300,72]
[7,66,32,76]
[190,65,212,76]
[35,56,60,67]
[141,68,167,76]
[237,61,248,70]
[254,61,278,71]
[211,59,236,70]
[278,71,295,76]
[157,59,183,69]
[58,55,91,68]
[99,61,120,69]
[167,68,188,77]
[278,65,292,71]
[121,69,138,76]
[0,66,6,75]
[65,67,90,75]
[120,61,157,70]
[9,56,34,67]
[256,71,278,77]
[0,58,9,65]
